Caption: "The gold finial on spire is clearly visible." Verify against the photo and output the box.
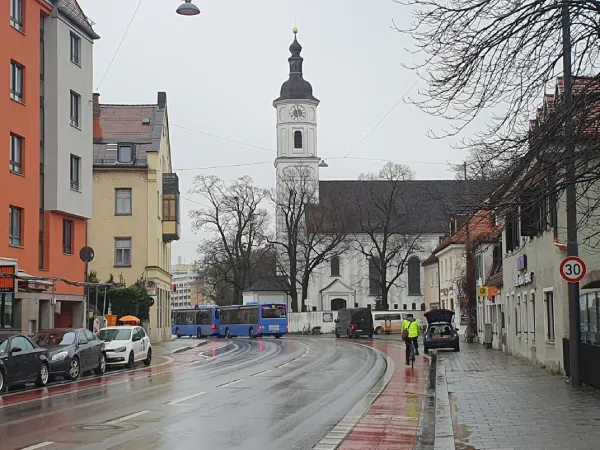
[293,27,298,34]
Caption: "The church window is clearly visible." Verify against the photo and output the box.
[330,257,340,277]
[408,256,421,296]
[294,130,303,149]
[368,258,381,296]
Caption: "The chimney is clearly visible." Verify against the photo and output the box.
[93,93,100,118]
[157,92,167,109]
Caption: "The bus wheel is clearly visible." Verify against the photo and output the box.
[197,328,202,339]
[249,327,256,338]
[176,329,181,339]
[225,328,231,338]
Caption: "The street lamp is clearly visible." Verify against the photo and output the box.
[176,0,200,16]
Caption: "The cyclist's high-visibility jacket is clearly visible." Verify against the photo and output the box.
[402,319,421,338]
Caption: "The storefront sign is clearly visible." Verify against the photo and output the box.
[0,265,16,294]
[515,272,534,287]
[145,280,157,297]
[478,286,489,297]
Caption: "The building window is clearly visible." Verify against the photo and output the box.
[411,302,416,310]
[62,219,73,254]
[70,32,81,65]
[294,130,302,149]
[330,256,340,277]
[115,189,132,215]
[114,238,132,267]
[407,256,421,295]
[531,293,536,336]
[403,303,407,310]
[162,194,177,220]
[118,144,133,163]
[70,91,80,127]
[70,154,80,190]
[9,206,22,247]
[420,303,426,311]
[10,60,24,102]
[10,0,23,32]
[10,133,23,174]
[545,291,555,341]
[368,258,381,296]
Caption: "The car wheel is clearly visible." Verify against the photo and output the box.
[347,329,352,339]
[126,351,135,369]
[225,328,231,338]
[424,346,429,354]
[176,329,181,338]
[0,369,5,393]
[144,348,152,366]
[454,344,460,352]
[35,363,50,387]
[335,332,340,338]
[249,327,255,339]
[95,353,106,375]
[68,357,81,381]
[368,333,373,338]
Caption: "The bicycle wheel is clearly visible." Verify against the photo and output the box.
[411,347,415,370]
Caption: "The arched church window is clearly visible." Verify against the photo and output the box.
[294,131,302,149]
[408,256,421,296]
[330,257,340,277]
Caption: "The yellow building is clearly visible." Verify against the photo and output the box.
[89,92,180,342]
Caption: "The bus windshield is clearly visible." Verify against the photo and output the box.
[262,305,287,319]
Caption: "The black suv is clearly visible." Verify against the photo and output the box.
[335,308,374,338]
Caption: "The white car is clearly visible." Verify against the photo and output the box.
[96,326,152,368]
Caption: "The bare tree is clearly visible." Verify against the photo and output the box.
[189,175,270,304]
[353,162,428,311]
[400,0,600,245]
[271,165,350,312]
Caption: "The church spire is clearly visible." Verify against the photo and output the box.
[274,28,319,103]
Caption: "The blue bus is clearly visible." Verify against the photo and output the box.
[171,306,220,338]
[219,302,288,338]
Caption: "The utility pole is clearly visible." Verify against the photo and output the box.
[562,4,581,387]
[464,162,475,343]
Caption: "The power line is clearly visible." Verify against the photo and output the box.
[171,124,276,154]
[176,161,273,171]
[344,80,419,158]
[95,0,143,91]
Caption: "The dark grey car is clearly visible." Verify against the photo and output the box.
[423,309,460,353]
[32,328,106,381]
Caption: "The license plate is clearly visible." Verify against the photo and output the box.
[355,329,362,332]
[269,325,279,331]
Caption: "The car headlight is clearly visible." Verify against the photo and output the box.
[51,351,68,361]
[114,346,127,353]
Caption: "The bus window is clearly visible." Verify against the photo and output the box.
[262,305,286,319]
[214,308,220,320]
[195,310,211,325]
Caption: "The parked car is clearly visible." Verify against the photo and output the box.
[335,308,374,338]
[97,326,152,369]
[0,332,50,394]
[423,309,460,353]
[32,328,106,381]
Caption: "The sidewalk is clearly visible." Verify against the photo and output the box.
[436,342,600,450]
[336,341,430,450]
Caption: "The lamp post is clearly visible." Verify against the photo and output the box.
[176,0,200,16]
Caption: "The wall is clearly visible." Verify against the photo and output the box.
[288,311,338,333]
[43,11,94,219]
[436,244,464,320]
[423,261,439,310]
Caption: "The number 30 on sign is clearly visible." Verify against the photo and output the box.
[560,256,587,283]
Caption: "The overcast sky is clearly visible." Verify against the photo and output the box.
[79,0,484,265]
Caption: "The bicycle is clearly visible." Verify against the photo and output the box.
[302,323,312,335]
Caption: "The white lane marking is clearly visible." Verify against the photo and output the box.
[106,410,150,424]
[276,362,290,368]
[19,443,54,450]
[251,369,272,376]
[167,392,206,405]
[218,379,244,387]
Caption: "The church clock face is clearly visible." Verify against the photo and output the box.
[289,104,306,121]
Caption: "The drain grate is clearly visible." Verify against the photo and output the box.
[69,423,137,432]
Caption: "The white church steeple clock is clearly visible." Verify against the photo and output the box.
[273,28,321,184]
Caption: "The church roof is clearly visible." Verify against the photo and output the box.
[316,179,495,234]
[274,30,319,103]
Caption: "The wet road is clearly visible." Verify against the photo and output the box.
[0,337,385,450]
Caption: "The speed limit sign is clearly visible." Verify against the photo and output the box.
[560,256,587,283]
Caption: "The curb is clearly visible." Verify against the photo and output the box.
[312,344,395,450]
[434,357,455,450]
[415,352,437,450]
[171,340,208,354]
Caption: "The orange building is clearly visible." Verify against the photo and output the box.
[0,0,99,334]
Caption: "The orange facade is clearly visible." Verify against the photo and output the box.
[1,0,84,297]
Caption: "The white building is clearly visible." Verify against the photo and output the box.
[272,30,491,313]
[171,263,202,310]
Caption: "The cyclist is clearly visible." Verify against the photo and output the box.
[401,314,421,365]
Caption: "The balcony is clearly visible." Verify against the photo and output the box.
[162,173,181,242]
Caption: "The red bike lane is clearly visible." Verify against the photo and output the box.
[0,340,229,409]
[337,340,429,450]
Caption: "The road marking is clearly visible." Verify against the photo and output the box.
[276,362,290,368]
[167,392,206,405]
[106,410,150,424]
[251,369,272,376]
[19,443,54,450]
[217,379,244,387]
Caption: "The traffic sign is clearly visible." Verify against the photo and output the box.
[79,246,95,263]
[560,256,587,283]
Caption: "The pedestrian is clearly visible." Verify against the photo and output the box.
[401,314,420,365]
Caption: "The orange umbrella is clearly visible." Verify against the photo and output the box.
[118,315,140,324]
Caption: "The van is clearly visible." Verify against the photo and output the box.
[372,312,407,335]
[334,308,374,338]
